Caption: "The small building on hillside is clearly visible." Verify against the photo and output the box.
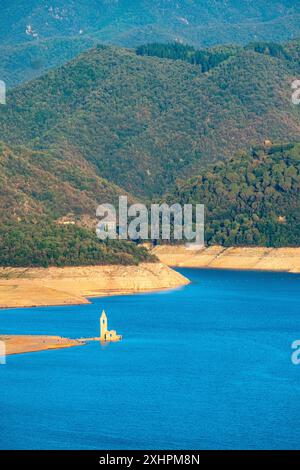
[57,215,75,226]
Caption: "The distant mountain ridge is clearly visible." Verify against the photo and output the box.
[1,1,300,88]
[0,37,97,88]
[2,1,300,47]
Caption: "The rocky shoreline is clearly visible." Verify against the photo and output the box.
[0,262,190,309]
[153,246,300,273]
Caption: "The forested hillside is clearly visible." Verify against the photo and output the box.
[1,43,299,197]
[165,143,300,247]
[136,42,240,71]
[0,220,155,267]
[0,141,132,222]
[0,141,155,267]
[1,36,300,259]
[136,40,300,71]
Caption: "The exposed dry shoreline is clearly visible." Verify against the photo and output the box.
[0,262,190,309]
[153,246,300,273]
[0,262,189,356]
[0,335,85,356]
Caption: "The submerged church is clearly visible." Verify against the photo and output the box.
[100,310,122,342]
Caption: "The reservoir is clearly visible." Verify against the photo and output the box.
[0,268,300,449]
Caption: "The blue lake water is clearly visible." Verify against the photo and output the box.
[0,268,300,450]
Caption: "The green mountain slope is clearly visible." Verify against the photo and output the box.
[1,44,299,197]
[0,141,155,267]
[0,141,132,222]
[165,143,300,247]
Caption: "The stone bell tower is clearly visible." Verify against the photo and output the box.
[99,310,122,342]
[100,310,108,341]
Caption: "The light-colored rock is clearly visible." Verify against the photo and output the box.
[0,263,189,309]
[153,246,300,273]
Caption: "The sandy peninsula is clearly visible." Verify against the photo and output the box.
[0,262,189,309]
[0,335,85,356]
[153,245,300,273]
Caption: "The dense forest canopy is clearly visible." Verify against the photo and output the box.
[136,42,239,72]
[165,143,300,247]
[136,40,299,70]
[0,220,156,267]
